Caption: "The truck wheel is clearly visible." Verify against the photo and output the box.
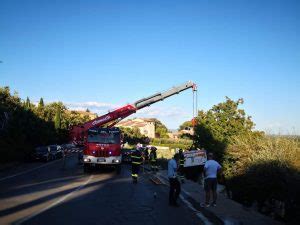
[116,165,121,174]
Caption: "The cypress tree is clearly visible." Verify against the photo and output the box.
[54,106,61,129]
[25,97,30,109]
[38,98,44,109]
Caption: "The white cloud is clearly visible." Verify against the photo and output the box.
[136,106,189,118]
[66,101,117,109]
[65,101,117,115]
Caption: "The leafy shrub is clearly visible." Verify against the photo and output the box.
[224,134,300,221]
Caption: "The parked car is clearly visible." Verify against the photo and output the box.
[33,146,54,162]
[61,143,75,155]
[60,144,68,154]
[48,145,63,159]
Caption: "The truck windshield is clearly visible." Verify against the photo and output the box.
[88,130,120,144]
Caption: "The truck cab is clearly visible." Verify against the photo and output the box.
[83,127,122,173]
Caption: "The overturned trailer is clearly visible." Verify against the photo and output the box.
[183,149,207,181]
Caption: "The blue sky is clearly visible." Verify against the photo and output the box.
[1,0,299,134]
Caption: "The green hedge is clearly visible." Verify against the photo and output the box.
[151,143,191,150]
[150,138,193,149]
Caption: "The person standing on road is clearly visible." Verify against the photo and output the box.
[131,148,143,183]
[178,149,185,183]
[149,147,158,173]
[168,153,181,207]
[202,152,222,207]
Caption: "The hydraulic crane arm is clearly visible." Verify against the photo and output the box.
[106,81,196,128]
[70,81,197,143]
[133,81,196,110]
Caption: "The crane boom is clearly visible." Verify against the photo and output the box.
[133,81,196,110]
[70,81,197,144]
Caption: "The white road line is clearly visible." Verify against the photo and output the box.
[0,159,64,182]
[179,195,213,225]
[156,173,212,225]
[16,175,93,225]
[196,213,214,225]
[179,195,197,212]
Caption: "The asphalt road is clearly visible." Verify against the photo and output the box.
[0,154,206,225]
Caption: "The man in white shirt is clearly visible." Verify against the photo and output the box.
[168,153,181,206]
[202,152,222,207]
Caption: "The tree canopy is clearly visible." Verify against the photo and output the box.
[179,120,192,131]
[120,127,149,146]
[153,119,169,138]
[38,98,44,109]
[0,86,93,162]
[193,97,256,160]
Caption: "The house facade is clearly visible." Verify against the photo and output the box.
[116,118,156,138]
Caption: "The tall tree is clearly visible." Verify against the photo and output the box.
[54,106,61,129]
[25,97,30,109]
[38,98,44,109]
[194,97,255,160]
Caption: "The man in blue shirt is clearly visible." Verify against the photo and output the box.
[168,153,181,206]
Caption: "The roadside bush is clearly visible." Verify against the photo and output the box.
[224,134,300,177]
[0,86,90,163]
[0,87,58,162]
[224,134,300,221]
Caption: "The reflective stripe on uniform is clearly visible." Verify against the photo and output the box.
[131,174,138,177]
[180,159,184,166]
[132,162,141,165]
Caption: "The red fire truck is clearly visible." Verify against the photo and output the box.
[70,81,197,172]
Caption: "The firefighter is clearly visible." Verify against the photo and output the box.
[143,146,149,162]
[149,146,158,173]
[131,148,143,183]
[178,149,185,183]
